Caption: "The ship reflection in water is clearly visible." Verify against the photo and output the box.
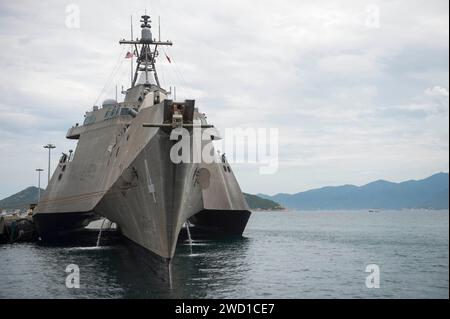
[0,230,253,299]
[0,211,448,299]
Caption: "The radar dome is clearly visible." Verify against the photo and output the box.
[102,99,118,108]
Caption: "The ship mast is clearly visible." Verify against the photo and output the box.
[119,14,172,88]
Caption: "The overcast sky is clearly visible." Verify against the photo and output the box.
[0,0,448,198]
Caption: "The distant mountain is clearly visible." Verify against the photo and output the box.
[259,173,449,210]
[0,187,283,211]
[243,193,284,210]
[0,187,43,210]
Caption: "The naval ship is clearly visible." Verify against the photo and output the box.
[33,14,251,260]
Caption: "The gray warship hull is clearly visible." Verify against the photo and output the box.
[33,96,250,259]
[33,14,251,260]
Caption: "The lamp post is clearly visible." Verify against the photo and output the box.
[35,168,44,201]
[43,144,56,183]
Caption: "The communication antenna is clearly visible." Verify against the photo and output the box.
[119,13,173,88]
[130,15,134,87]
[158,16,161,41]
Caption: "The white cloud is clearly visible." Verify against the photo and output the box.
[425,86,449,98]
[317,54,383,76]
[0,0,448,197]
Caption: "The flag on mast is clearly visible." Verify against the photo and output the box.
[125,51,134,58]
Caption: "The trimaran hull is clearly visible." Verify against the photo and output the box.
[33,100,250,260]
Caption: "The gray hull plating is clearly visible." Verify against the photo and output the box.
[34,96,250,260]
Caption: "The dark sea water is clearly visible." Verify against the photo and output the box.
[0,210,448,299]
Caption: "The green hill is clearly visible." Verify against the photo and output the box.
[1,187,284,211]
[260,172,449,210]
[0,187,43,210]
[243,193,284,210]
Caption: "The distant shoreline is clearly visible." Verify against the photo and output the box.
[258,172,449,211]
[250,208,449,213]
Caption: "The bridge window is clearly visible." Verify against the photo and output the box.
[83,115,96,125]
[120,108,130,116]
